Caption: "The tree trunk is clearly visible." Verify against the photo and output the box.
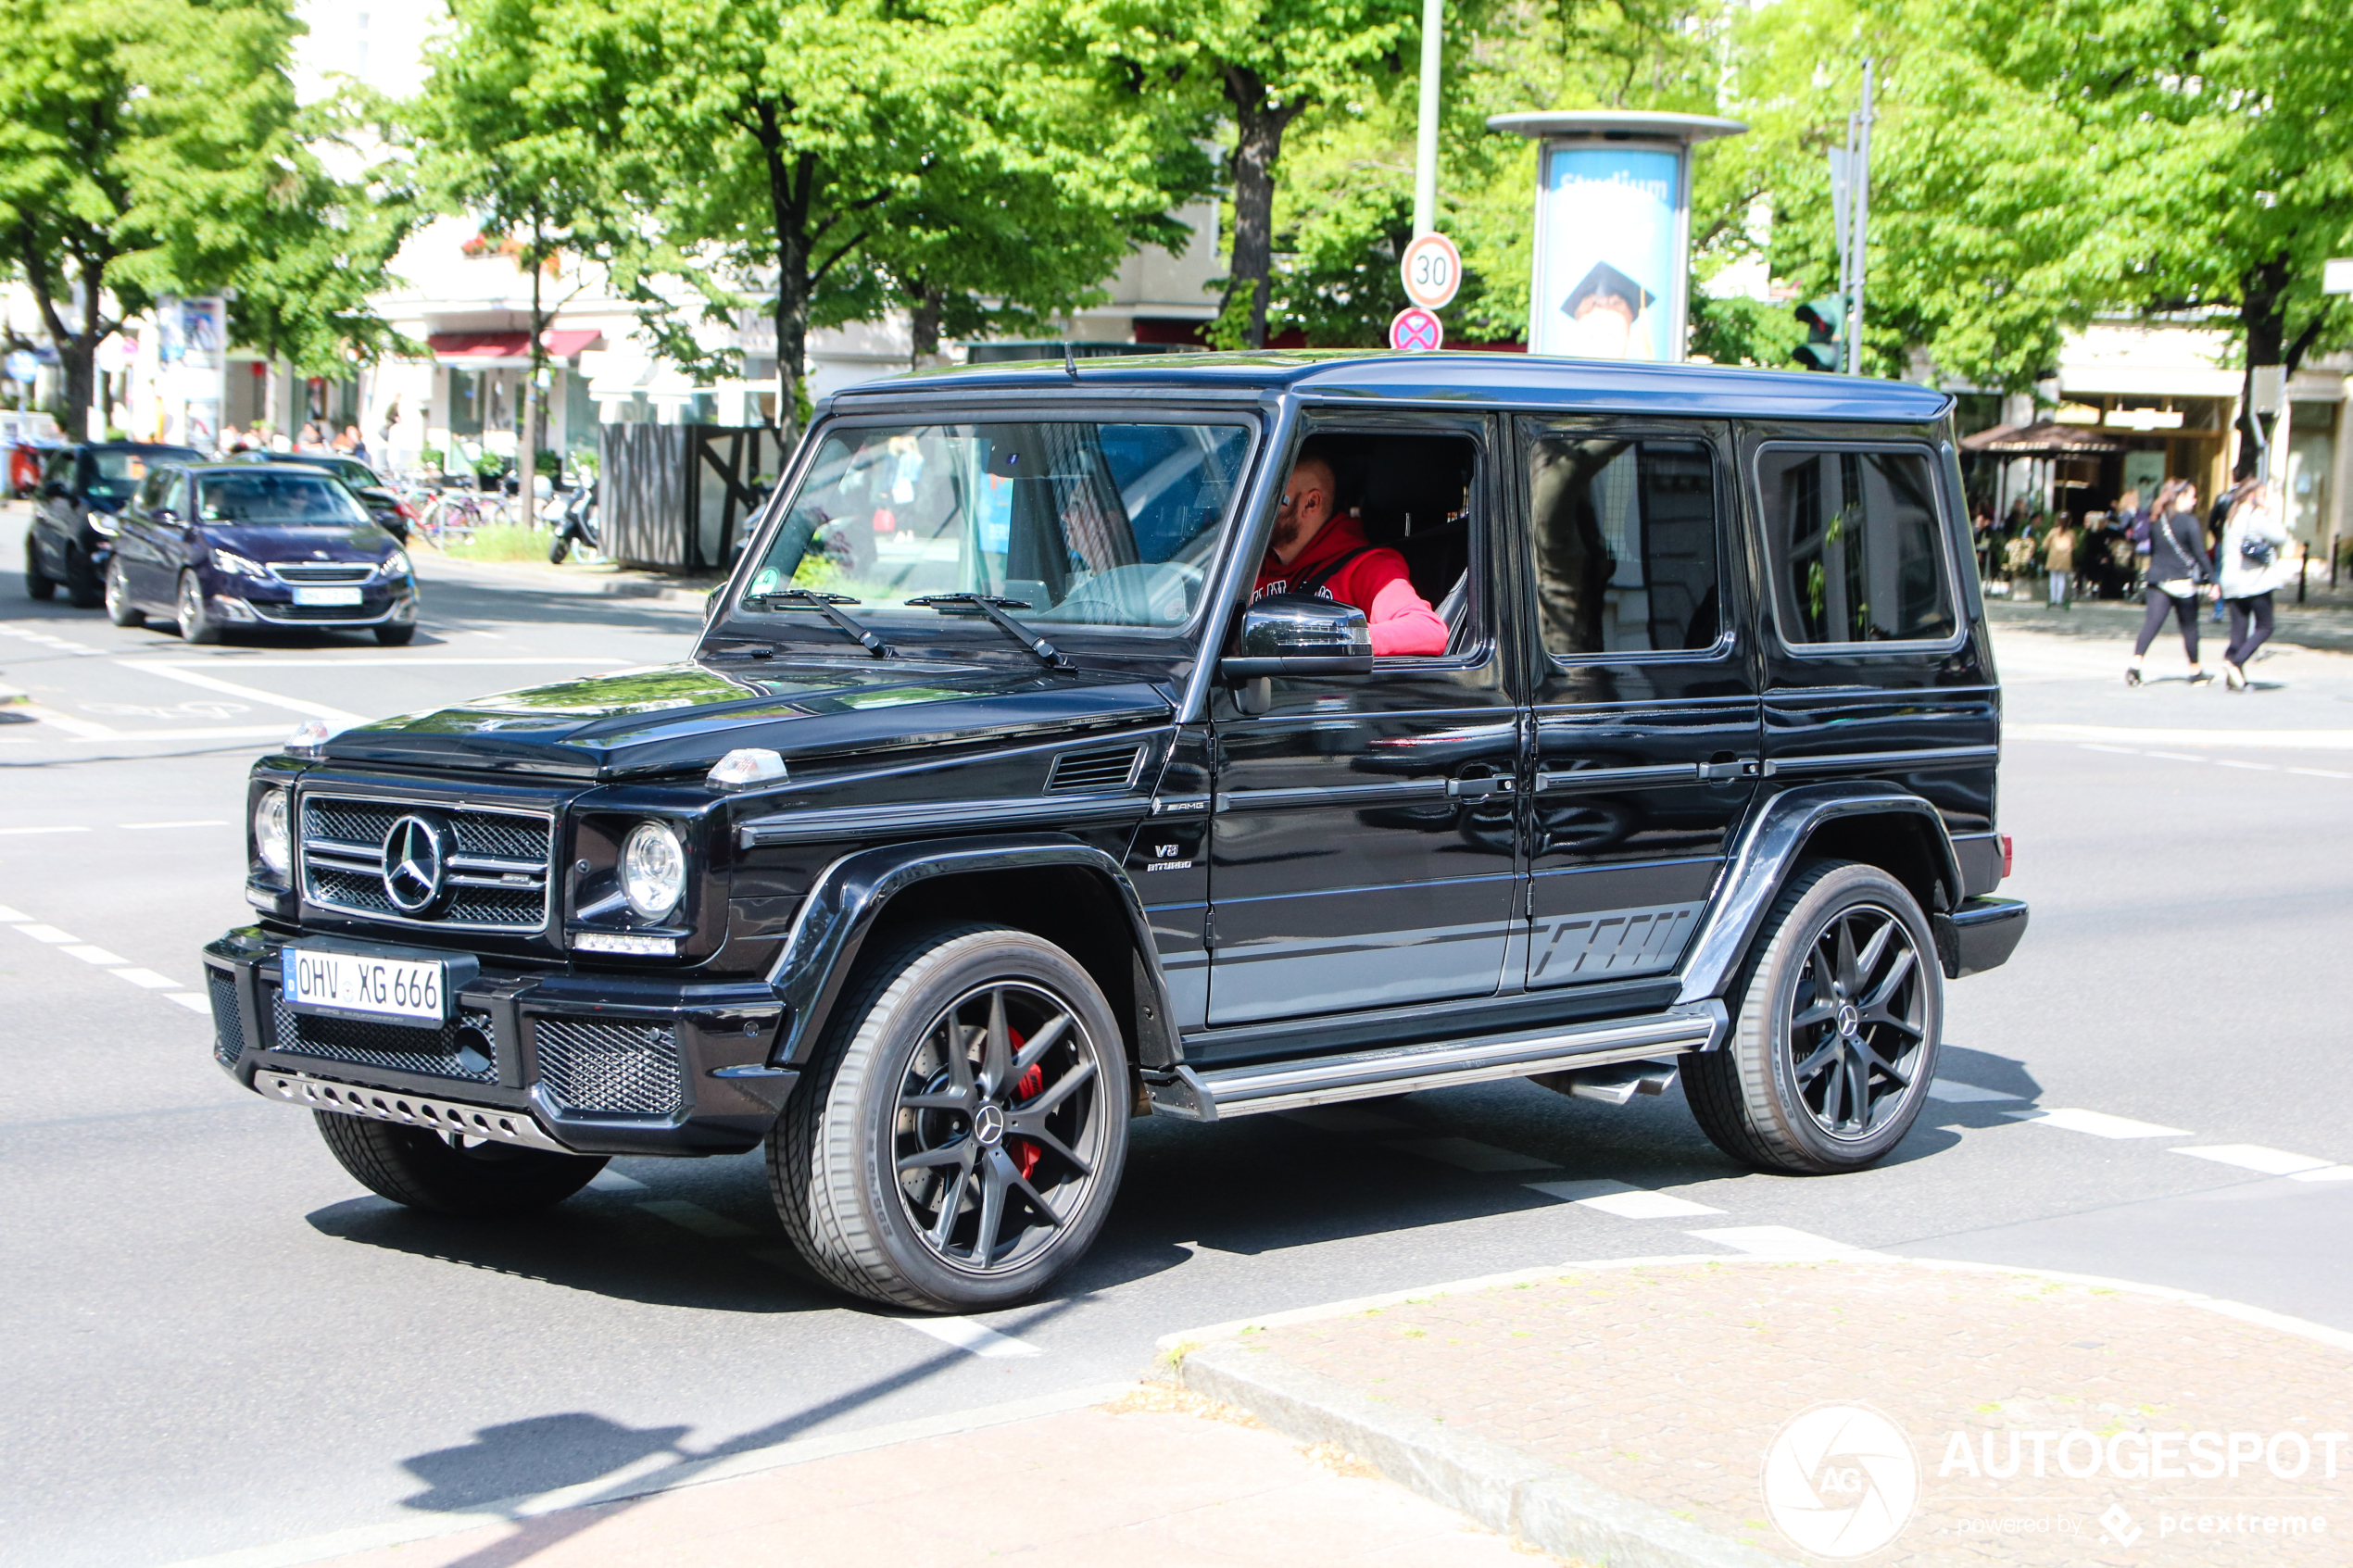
[2234,256,2290,481]
[1220,67,1304,351]
[756,105,812,444]
[522,230,544,532]
[20,244,101,440]
[910,282,943,369]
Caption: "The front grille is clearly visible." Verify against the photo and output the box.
[533,1018,686,1117]
[265,988,499,1084]
[269,562,373,583]
[208,971,244,1065]
[1047,745,1143,793]
[255,600,380,621]
[300,792,553,933]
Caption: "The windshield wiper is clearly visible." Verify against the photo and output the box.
[743,589,895,658]
[906,593,1071,670]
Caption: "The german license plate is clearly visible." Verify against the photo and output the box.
[283,947,446,1022]
[292,585,362,607]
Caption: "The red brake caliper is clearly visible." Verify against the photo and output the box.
[1006,1027,1044,1180]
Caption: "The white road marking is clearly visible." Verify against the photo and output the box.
[0,825,91,836]
[110,968,182,989]
[2003,1106,2194,1138]
[900,1315,1043,1359]
[2145,750,2207,763]
[1926,1078,2024,1103]
[587,1169,649,1192]
[120,820,229,830]
[145,656,627,668]
[1529,1178,1723,1218]
[166,993,210,1013]
[15,923,78,943]
[0,904,29,921]
[123,663,367,724]
[2014,723,2353,751]
[1688,1226,1871,1260]
[2079,744,2140,755]
[2288,767,2353,780]
[635,1199,760,1239]
[2172,1145,2336,1177]
[1386,1135,1559,1173]
[12,703,120,739]
[2292,1166,2353,1183]
[2214,759,2274,771]
[58,945,127,965]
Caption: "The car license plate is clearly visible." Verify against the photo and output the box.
[283,947,447,1022]
[292,585,363,607]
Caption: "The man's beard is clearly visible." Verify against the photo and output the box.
[1271,511,1308,559]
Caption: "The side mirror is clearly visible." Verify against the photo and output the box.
[1220,594,1374,680]
[42,481,67,501]
[705,585,727,623]
[152,508,179,526]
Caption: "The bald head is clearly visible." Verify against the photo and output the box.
[1271,453,1337,566]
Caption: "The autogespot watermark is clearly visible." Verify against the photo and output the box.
[1761,1401,2344,1558]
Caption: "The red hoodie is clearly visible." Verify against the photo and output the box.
[1251,512,1450,657]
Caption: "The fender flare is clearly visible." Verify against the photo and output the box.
[764,833,1182,1073]
[1675,782,1965,1007]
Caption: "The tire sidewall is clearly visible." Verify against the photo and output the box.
[1746,862,1943,1171]
[832,929,1128,1311]
[177,571,220,643]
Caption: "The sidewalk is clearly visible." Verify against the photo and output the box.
[1984,594,2353,655]
[411,547,722,610]
[258,1253,2353,1568]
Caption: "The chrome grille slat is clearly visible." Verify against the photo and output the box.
[299,791,554,934]
[268,562,373,583]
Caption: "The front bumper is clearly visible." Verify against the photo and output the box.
[1932,897,2029,979]
[217,582,418,628]
[202,927,794,1156]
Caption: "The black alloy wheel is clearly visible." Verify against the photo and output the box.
[890,980,1113,1278]
[1684,859,1943,1173]
[769,922,1128,1312]
[1783,901,1929,1139]
[25,533,55,600]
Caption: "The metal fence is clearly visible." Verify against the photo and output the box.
[598,422,788,571]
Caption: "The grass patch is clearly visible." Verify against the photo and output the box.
[437,523,560,565]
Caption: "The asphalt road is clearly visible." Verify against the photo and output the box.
[4,504,2349,1567]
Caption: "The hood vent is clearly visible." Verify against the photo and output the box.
[1047,745,1143,794]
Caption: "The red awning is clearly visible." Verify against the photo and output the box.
[426,329,604,362]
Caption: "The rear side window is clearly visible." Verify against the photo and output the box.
[1524,432,1722,659]
[1758,446,1955,646]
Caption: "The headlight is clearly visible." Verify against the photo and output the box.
[88,512,120,537]
[381,548,411,578]
[620,820,686,921]
[253,788,291,879]
[213,548,270,581]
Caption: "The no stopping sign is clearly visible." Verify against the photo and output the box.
[1390,307,1444,353]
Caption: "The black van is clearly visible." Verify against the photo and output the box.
[204,352,2026,1311]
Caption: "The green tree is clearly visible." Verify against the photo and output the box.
[0,0,317,437]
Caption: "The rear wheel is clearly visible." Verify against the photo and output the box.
[768,922,1129,1311]
[1683,859,1942,1173]
[25,534,55,600]
[104,558,143,626]
[176,571,221,644]
[312,1111,608,1215]
[548,533,572,564]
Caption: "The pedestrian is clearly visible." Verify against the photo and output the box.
[2126,478,2214,687]
[2043,516,2077,609]
[2216,480,2292,690]
[342,425,370,465]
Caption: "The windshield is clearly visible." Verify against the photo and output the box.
[743,420,1252,631]
[197,471,370,526]
[85,448,195,501]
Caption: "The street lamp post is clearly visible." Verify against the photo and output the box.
[1412,0,1443,238]
[1487,111,1745,363]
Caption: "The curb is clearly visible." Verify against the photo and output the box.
[1159,1249,2353,1568]
[1174,1338,1793,1568]
[412,552,719,608]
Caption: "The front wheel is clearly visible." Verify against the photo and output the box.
[176,571,221,644]
[105,558,143,627]
[1683,859,1943,1174]
[25,533,55,600]
[768,923,1130,1311]
[312,1111,608,1214]
[64,545,102,608]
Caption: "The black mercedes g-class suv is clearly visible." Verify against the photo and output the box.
[205,351,2027,1312]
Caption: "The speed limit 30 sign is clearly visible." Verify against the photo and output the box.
[1400,232,1462,311]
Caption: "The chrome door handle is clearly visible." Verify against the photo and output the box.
[1446,775,1516,797]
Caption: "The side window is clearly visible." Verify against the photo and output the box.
[134,470,170,514]
[44,449,73,491]
[1275,429,1485,659]
[1524,432,1723,660]
[1758,446,1955,646]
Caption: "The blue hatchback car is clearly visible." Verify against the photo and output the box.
[105,462,420,645]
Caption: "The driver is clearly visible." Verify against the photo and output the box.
[1252,445,1449,656]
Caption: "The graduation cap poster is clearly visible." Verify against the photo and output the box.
[1529,145,1681,362]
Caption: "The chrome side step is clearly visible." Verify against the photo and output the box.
[255,1070,572,1154]
[1149,1003,1724,1123]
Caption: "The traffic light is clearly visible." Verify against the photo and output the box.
[1793,295,1844,372]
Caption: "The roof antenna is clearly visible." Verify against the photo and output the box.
[1063,340,1079,382]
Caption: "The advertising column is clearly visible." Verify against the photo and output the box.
[157,295,229,452]
[1487,112,1746,363]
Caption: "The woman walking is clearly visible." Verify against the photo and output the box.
[2126,479,2214,686]
[2217,481,2292,690]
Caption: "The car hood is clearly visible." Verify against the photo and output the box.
[208,522,397,560]
[316,659,1176,779]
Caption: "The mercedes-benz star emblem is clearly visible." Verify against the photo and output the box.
[972,1103,1007,1147]
[382,813,452,914]
[1836,1002,1861,1036]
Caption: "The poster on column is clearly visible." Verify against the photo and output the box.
[1530,145,1680,362]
